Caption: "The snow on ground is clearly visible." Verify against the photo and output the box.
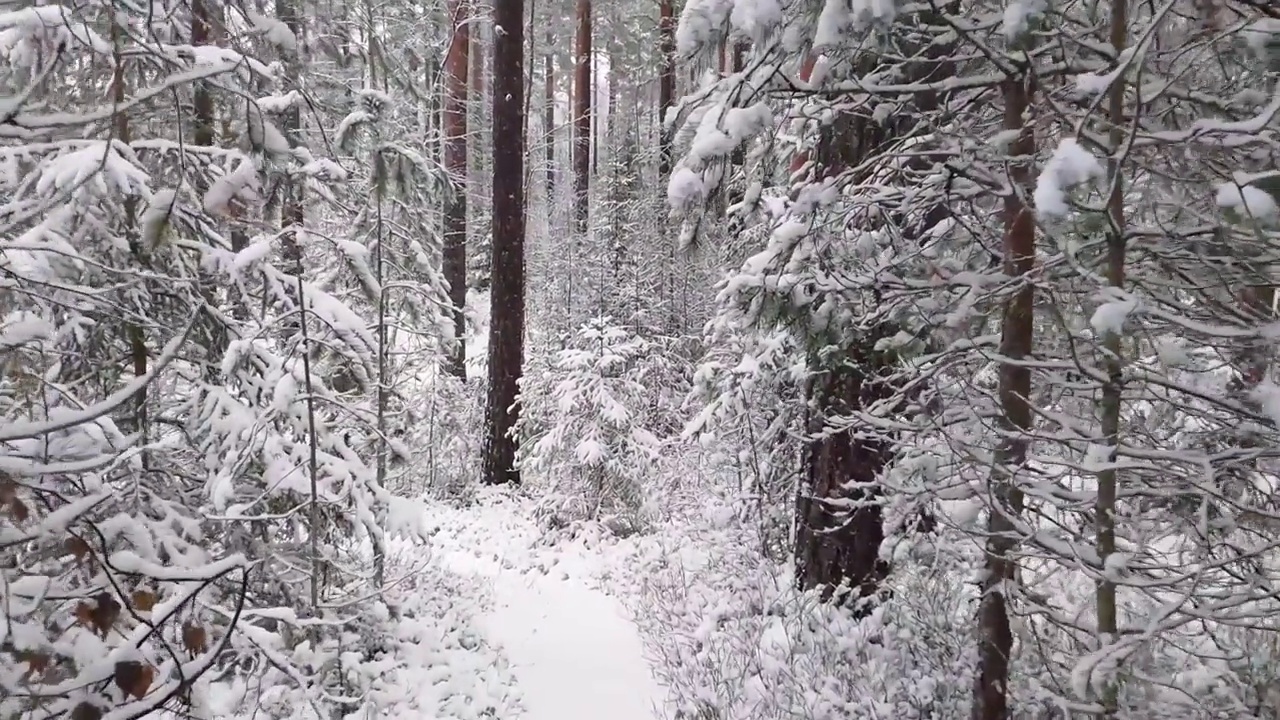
[424,489,666,720]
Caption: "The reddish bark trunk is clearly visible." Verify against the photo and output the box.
[794,340,895,608]
[789,19,955,608]
[657,0,674,179]
[572,0,592,234]
[443,0,470,378]
[482,0,526,485]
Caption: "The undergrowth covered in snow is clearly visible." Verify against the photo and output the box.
[198,537,521,720]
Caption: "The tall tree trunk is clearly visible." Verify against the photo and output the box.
[572,0,591,235]
[425,54,442,164]
[726,42,746,210]
[1095,3,1128,714]
[544,33,555,199]
[789,52,893,610]
[657,0,674,180]
[972,70,1037,720]
[482,0,526,486]
[192,0,214,148]
[443,0,470,378]
[791,7,954,611]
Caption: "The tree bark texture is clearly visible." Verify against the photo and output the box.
[481,0,526,486]
[443,0,470,378]
[794,343,896,609]
[972,73,1036,720]
[572,0,591,234]
[657,0,674,180]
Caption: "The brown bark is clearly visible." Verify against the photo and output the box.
[1094,4,1128,714]
[788,54,819,178]
[972,73,1036,720]
[572,0,591,234]
[443,0,470,378]
[657,0,674,179]
[726,42,746,209]
[192,0,214,148]
[789,48,896,609]
[794,336,897,608]
[191,0,237,378]
[791,9,956,608]
[481,0,526,485]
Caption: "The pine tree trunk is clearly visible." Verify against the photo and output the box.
[192,0,214,148]
[443,0,470,378]
[972,71,1036,720]
[790,19,952,611]
[726,42,745,209]
[787,54,892,609]
[657,0,674,180]
[572,0,591,235]
[794,342,895,608]
[191,0,224,382]
[482,0,526,486]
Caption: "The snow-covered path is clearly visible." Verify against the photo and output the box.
[478,559,662,720]
[430,494,664,720]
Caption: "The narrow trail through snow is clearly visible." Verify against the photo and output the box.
[479,562,662,720]
[432,496,664,720]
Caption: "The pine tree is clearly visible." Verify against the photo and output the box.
[482,0,528,485]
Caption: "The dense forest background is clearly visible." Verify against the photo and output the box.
[4,0,1280,718]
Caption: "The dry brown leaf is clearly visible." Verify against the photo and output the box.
[15,650,51,680]
[64,536,91,560]
[181,622,208,656]
[113,660,154,700]
[90,592,120,637]
[6,496,28,522]
[74,593,121,637]
[0,480,27,522]
[73,601,95,628]
[70,702,103,720]
[131,589,157,612]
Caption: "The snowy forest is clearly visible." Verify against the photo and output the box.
[5,0,1280,717]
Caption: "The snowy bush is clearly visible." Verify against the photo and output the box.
[408,376,486,502]
[518,318,664,533]
[198,540,520,720]
[623,499,977,720]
